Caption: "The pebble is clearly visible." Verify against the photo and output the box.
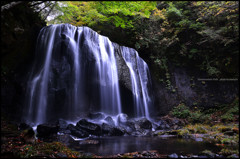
[195,138,203,142]
[180,155,187,158]
[168,153,178,158]
[228,154,239,158]
[198,155,208,158]
[56,153,68,158]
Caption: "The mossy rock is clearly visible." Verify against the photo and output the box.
[176,128,190,137]
[220,148,239,156]
[218,127,232,133]
[201,150,215,158]
[232,127,239,134]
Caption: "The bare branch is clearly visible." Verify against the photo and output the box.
[28,1,45,7]
[37,2,53,14]
[43,2,57,21]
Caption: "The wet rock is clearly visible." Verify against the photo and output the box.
[232,128,239,134]
[110,127,125,136]
[71,130,89,138]
[173,125,178,130]
[198,155,208,158]
[195,138,203,142]
[131,131,143,136]
[153,130,164,136]
[115,48,132,93]
[117,154,122,157]
[22,128,35,144]
[56,153,68,158]
[180,155,187,158]
[201,150,215,158]
[215,154,224,158]
[191,155,199,158]
[137,118,152,130]
[142,151,148,156]
[122,121,136,133]
[102,123,114,135]
[168,153,178,158]
[156,123,170,130]
[88,112,105,120]
[167,130,178,135]
[131,129,151,136]
[118,113,128,124]
[158,134,176,138]
[102,123,125,136]
[172,118,181,125]
[224,131,235,136]
[58,129,71,134]
[152,122,159,130]
[219,127,231,133]
[104,116,115,126]
[67,124,89,138]
[57,119,68,130]
[79,140,99,145]
[56,133,72,144]
[67,124,76,131]
[37,123,59,137]
[18,123,31,130]
[71,129,89,138]
[228,154,239,158]
[76,119,101,136]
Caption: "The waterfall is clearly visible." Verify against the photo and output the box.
[24,24,152,124]
[121,47,151,119]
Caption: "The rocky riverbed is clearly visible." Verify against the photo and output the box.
[1,112,239,158]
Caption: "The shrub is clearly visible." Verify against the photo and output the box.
[220,148,239,156]
[177,128,189,137]
[188,111,202,123]
[170,103,190,119]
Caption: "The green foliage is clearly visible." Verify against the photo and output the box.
[221,113,234,122]
[195,125,208,134]
[207,66,221,77]
[169,97,239,124]
[220,97,239,122]
[189,22,205,30]
[19,141,83,158]
[49,1,157,29]
[177,19,191,28]
[166,2,182,20]
[177,128,189,137]
[220,148,239,156]
[170,103,191,119]
[188,110,202,123]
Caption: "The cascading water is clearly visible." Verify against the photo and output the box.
[24,24,152,124]
[120,47,152,119]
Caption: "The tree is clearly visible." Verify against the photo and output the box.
[48,1,157,29]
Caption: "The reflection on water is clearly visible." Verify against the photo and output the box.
[67,136,221,156]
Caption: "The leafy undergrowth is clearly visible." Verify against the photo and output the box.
[170,97,239,124]
[166,98,239,157]
[1,115,95,158]
[157,123,239,157]
[177,123,239,145]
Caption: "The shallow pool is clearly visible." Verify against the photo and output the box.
[66,136,221,156]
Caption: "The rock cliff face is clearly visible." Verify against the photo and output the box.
[1,2,46,120]
[152,64,239,116]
